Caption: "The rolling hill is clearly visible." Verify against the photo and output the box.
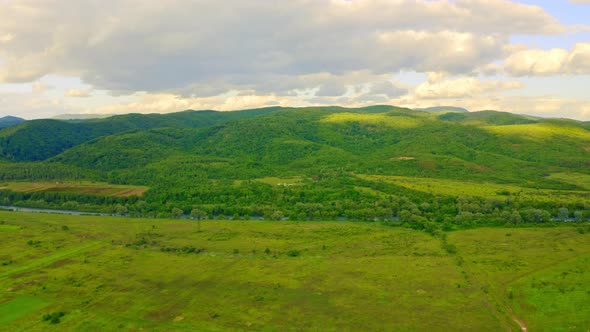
[0,107,281,161]
[0,116,25,129]
[415,106,469,113]
[0,105,588,224]
[48,106,589,183]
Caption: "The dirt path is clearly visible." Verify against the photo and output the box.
[511,314,527,331]
[506,305,527,331]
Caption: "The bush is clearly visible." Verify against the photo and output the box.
[42,311,65,324]
[286,250,300,257]
[443,243,458,255]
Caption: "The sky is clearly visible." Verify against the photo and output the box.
[0,0,589,120]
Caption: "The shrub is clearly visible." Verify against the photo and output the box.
[443,243,458,255]
[42,311,65,324]
[286,250,300,257]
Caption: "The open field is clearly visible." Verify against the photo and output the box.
[484,123,590,140]
[0,211,588,331]
[359,174,590,202]
[0,181,148,197]
[321,112,423,128]
[547,172,590,191]
[234,176,305,187]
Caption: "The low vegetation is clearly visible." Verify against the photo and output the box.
[0,181,147,197]
[0,107,586,230]
[0,106,588,330]
[0,211,588,331]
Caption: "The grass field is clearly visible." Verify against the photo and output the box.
[0,181,148,197]
[233,177,305,187]
[547,172,590,190]
[0,211,588,331]
[359,174,590,202]
[485,123,590,140]
[321,112,423,128]
[0,296,48,326]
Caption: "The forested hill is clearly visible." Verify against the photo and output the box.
[1,105,589,182]
[0,116,25,129]
[0,107,282,161]
[0,105,588,224]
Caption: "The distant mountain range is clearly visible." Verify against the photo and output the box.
[0,105,588,221]
[52,114,119,120]
[0,116,25,129]
[0,105,587,184]
[415,106,469,113]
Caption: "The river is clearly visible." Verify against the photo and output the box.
[0,205,111,216]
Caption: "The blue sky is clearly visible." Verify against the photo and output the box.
[0,0,589,120]
[513,1,590,48]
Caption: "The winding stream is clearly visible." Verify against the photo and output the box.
[0,205,111,216]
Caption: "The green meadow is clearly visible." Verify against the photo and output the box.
[321,112,423,128]
[359,174,590,203]
[1,211,588,331]
[0,181,148,197]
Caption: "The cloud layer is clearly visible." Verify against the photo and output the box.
[0,1,564,91]
[0,0,589,119]
[505,43,590,75]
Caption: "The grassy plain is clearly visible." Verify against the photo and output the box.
[546,172,590,190]
[0,211,588,331]
[234,177,305,187]
[359,174,590,203]
[0,181,148,197]
[321,112,423,128]
[484,123,590,140]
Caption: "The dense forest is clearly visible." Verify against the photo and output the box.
[0,106,589,231]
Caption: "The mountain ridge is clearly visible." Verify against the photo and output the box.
[0,116,25,129]
[0,105,588,223]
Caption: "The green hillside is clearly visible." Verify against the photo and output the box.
[0,116,25,129]
[1,212,589,331]
[0,107,282,161]
[0,106,588,227]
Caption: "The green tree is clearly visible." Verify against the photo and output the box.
[510,211,522,224]
[171,207,184,218]
[557,208,569,221]
[191,207,208,232]
[574,210,585,223]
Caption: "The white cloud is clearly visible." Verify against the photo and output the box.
[570,0,590,4]
[505,49,569,76]
[0,33,14,43]
[504,43,590,75]
[0,0,566,94]
[32,81,51,93]
[369,81,408,98]
[316,81,348,97]
[65,89,92,98]
[391,94,590,121]
[0,91,69,119]
[0,1,588,120]
[568,43,590,74]
[89,93,300,115]
[413,77,523,99]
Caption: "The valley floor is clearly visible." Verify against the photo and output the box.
[0,211,589,331]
